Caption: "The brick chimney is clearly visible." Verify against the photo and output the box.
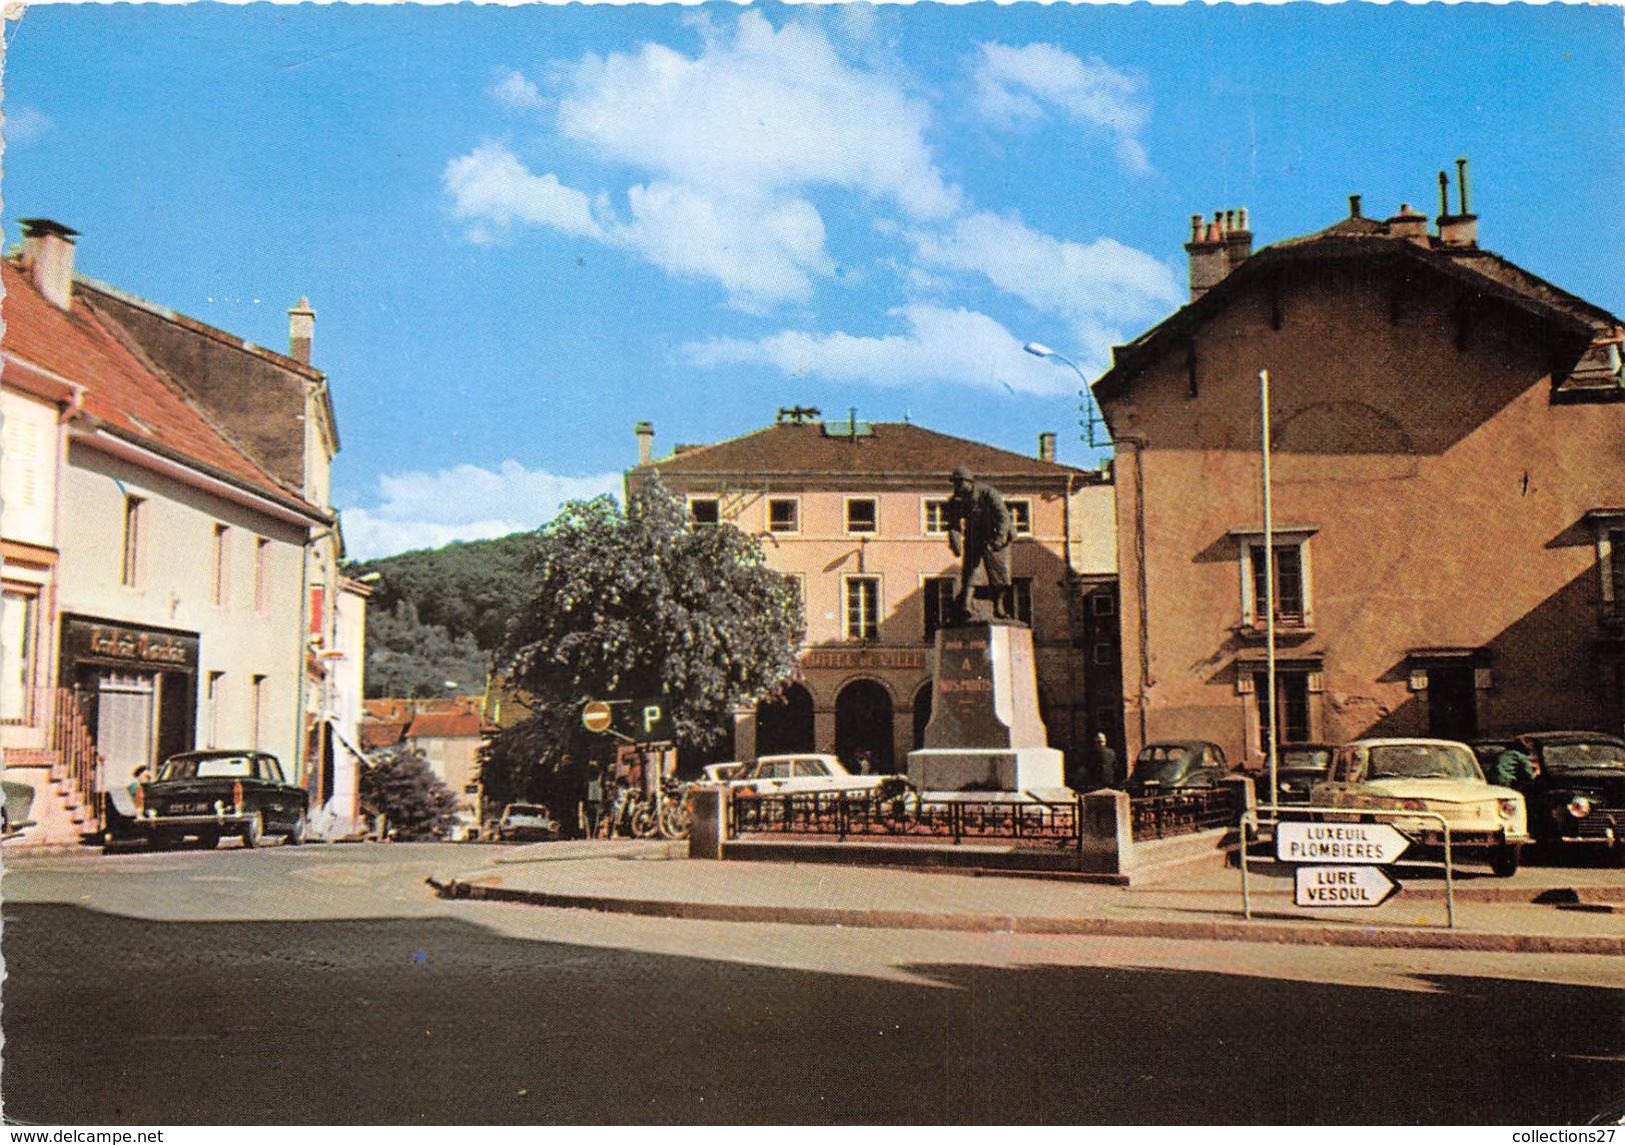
[1038,431,1056,462]
[1185,208,1251,300]
[18,218,78,311]
[635,420,654,466]
[288,297,316,365]
[1386,203,1430,245]
[1435,157,1479,249]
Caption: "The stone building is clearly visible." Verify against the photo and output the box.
[1095,183,1625,768]
[626,412,1122,776]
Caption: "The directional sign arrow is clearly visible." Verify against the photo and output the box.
[1294,865,1400,908]
[1276,820,1411,865]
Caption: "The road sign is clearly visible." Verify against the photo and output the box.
[1294,865,1400,908]
[581,700,613,733]
[630,696,674,742]
[1276,821,1410,865]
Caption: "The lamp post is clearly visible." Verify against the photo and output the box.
[1024,342,1110,449]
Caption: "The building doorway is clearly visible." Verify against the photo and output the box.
[911,682,932,750]
[1427,665,1479,741]
[92,671,157,780]
[755,683,814,757]
[835,679,894,773]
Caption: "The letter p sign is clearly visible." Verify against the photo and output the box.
[642,704,663,734]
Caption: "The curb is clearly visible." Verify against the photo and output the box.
[426,876,1625,955]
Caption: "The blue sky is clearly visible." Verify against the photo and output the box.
[5,3,1622,559]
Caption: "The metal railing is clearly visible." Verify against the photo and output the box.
[5,687,103,833]
[1129,786,1240,841]
[730,789,1084,848]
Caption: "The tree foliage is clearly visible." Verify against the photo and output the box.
[363,600,491,699]
[488,479,803,796]
[359,745,462,840]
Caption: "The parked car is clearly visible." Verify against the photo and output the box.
[495,803,560,843]
[1256,743,1336,805]
[2,779,36,838]
[1308,737,1530,876]
[698,762,747,784]
[730,754,890,797]
[105,750,308,851]
[1124,741,1230,794]
[1507,732,1625,855]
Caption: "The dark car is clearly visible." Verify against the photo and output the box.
[105,750,308,851]
[1257,743,1336,805]
[495,802,560,843]
[1125,740,1230,794]
[1510,732,1625,854]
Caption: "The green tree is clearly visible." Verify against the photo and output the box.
[363,600,490,699]
[360,745,461,840]
[486,479,803,799]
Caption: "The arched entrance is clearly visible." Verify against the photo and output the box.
[912,682,933,750]
[755,683,814,756]
[835,679,895,773]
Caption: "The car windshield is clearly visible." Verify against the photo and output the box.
[505,805,548,819]
[1130,746,1194,784]
[1279,747,1332,772]
[1542,742,1625,771]
[159,754,256,781]
[1366,744,1480,781]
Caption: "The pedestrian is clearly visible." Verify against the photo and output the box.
[1492,736,1540,788]
[944,465,1015,622]
[1090,733,1119,787]
[583,764,604,839]
[128,764,153,801]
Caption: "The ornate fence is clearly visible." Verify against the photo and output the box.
[1128,787,1239,841]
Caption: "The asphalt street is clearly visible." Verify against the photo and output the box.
[2,842,1622,1125]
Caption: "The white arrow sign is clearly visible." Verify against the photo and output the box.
[1295,865,1400,908]
[1276,821,1410,865]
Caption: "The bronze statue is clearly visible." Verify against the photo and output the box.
[945,465,1015,622]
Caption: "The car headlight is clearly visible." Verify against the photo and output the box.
[1497,798,1520,820]
[1565,795,1593,819]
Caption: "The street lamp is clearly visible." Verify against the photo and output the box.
[1024,342,1110,449]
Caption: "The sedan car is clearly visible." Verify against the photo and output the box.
[106,750,308,850]
[1308,737,1530,876]
[495,803,560,843]
[1124,741,1230,795]
[1257,743,1336,805]
[730,754,890,797]
[1512,732,1625,855]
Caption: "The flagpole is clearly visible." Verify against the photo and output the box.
[1261,368,1279,810]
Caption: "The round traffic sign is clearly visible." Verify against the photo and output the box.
[582,700,613,733]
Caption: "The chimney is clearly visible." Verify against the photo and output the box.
[1348,194,1363,219]
[635,420,654,466]
[1185,208,1250,300]
[1435,157,1479,249]
[1038,431,1056,463]
[1386,203,1430,245]
[18,218,78,311]
[288,297,316,365]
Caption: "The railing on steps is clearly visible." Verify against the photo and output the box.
[44,687,102,833]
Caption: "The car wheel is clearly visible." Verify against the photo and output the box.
[197,831,221,850]
[241,812,264,849]
[1489,844,1521,878]
[284,813,307,846]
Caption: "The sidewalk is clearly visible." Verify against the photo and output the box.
[428,839,1625,955]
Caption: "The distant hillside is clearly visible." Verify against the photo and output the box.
[349,532,539,698]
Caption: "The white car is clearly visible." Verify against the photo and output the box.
[1309,737,1531,876]
[729,754,890,796]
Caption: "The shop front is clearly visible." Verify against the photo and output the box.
[59,614,198,791]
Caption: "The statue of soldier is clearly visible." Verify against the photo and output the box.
[945,465,1015,622]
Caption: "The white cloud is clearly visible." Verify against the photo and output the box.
[908,211,1180,359]
[342,460,623,560]
[681,304,1071,395]
[973,42,1152,174]
[444,144,605,239]
[4,106,53,148]
[489,69,545,113]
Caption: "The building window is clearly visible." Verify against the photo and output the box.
[121,495,145,587]
[251,675,267,750]
[254,539,272,613]
[1232,528,1316,630]
[1090,590,1116,617]
[845,498,877,535]
[206,671,226,749]
[1584,512,1625,619]
[923,577,955,639]
[689,498,720,526]
[844,576,880,641]
[1613,529,1625,613]
[922,499,949,535]
[1250,544,1304,625]
[1254,669,1311,750]
[1006,499,1032,536]
[1,589,38,723]
[212,524,230,607]
[767,498,800,534]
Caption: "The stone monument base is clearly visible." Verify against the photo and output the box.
[907,746,1066,796]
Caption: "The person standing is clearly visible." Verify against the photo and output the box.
[1090,733,1119,787]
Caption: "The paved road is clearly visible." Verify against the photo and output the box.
[3,843,1622,1125]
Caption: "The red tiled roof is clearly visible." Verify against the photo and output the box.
[407,711,482,739]
[645,421,1089,481]
[359,720,407,750]
[1,262,317,511]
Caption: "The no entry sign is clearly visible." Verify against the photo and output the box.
[581,700,613,733]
